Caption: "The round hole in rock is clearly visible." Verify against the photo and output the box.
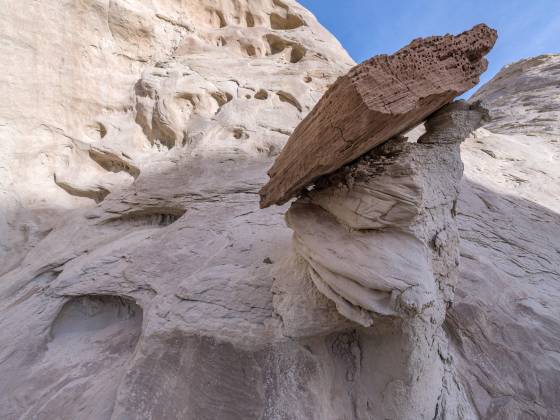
[50,295,143,349]
[245,44,257,57]
[255,89,269,100]
[290,45,306,63]
[270,12,305,30]
[245,11,255,27]
[85,122,107,141]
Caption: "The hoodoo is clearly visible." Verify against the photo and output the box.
[3,0,559,418]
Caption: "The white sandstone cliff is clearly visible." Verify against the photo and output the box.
[0,1,356,418]
[449,54,560,419]
[1,0,559,419]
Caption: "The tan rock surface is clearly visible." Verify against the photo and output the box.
[259,23,497,207]
[470,54,560,138]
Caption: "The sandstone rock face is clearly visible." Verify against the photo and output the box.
[449,54,560,419]
[0,1,362,418]
[279,101,486,418]
[259,24,497,207]
[0,0,353,273]
[1,1,559,419]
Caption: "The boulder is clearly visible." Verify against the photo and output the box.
[260,23,497,208]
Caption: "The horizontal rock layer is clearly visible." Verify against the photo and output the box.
[260,23,497,207]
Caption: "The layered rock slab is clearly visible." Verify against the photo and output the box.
[260,23,497,207]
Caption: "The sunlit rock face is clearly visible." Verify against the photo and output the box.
[1,0,559,417]
[449,53,560,420]
[470,54,560,138]
[0,1,357,418]
[0,0,353,273]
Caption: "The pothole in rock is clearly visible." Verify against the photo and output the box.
[54,174,110,204]
[50,295,142,344]
[29,295,144,416]
[85,121,107,141]
[233,127,250,140]
[201,8,227,28]
[270,12,305,30]
[270,0,305,30]
[265,34,307,63]
[277,91,303,112]
[245,11,255,27]
[255,89,269,100]
[211,91,234,108]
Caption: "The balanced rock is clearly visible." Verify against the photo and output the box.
[276,101,488,418]
[260,23,497,208]
[284,101,488,327]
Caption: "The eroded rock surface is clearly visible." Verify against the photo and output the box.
[0,1,360,418]
[277,101,486,418]
[1,0,559,418]
[470,54,560,138]
[259,24,497,207]
[449,54,560,419]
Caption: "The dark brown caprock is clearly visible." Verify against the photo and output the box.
[259,24,497,208]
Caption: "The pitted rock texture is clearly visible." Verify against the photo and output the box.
[0,0,354,274]
[0,1,364,419]
[259,23,497,207]
[277,101,485,419]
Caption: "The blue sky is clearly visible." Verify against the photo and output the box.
[299,0,560,97]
